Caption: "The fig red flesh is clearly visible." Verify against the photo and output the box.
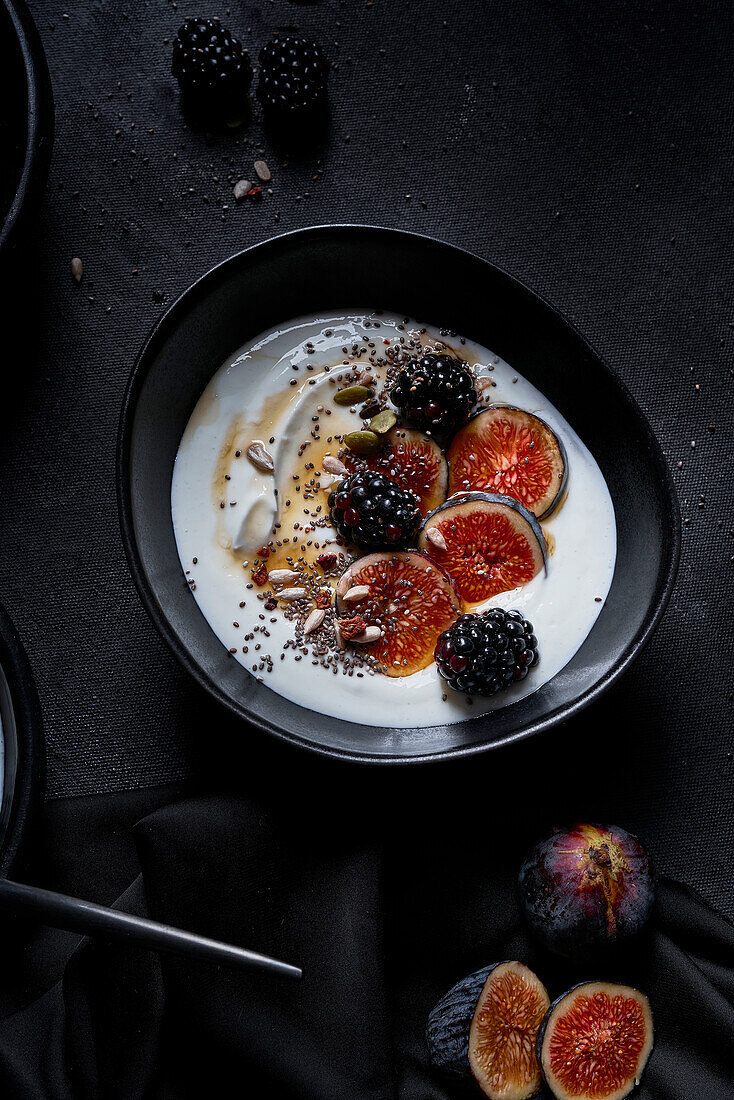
[539,981,653,1100]
[518,824,655,957]
[469,961,550,1100]
[343,426,448,517]
[336,551,460,676]
[448,406,567,518]
[419,492,547,606]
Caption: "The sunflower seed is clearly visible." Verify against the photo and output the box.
[343,585,370,603]
[334,385,372,406]
[334,619,346,649]
[246,442,274,472]
[322,455,349,475]
[253,160,271,182]
[268,569,299,585]
[336,571,353,598]
[426,528,448,550]
[279,587,308,601]
[71,257,83,283]
[303,608,325,635]
[352,626,381,644]
[233,179,251,201]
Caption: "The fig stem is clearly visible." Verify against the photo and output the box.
[588,844,617,937]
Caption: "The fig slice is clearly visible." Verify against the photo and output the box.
[343,426,448,517]
[469,961,550,1100]
[418,492,547,607]
[426,962,549,1099]
[448,406,567,518]
[538,982,654,1100]
[335,551,459,676]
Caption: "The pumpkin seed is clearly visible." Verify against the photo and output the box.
[344,430,381,455]
[369,409,397,434]
[334,385,372,406]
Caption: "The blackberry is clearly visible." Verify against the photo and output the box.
[435,608,539,696]
[257,35,329,118]
[390,353,477,434]
[171,18,252,124]
[328,471,421,550]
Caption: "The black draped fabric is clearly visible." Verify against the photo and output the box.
[0,795,731,1098]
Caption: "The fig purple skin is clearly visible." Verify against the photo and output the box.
[518,824,655,957]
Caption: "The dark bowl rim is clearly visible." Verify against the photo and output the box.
[0,0,54,255]
[0,601,45,876]
[117,224,681,765]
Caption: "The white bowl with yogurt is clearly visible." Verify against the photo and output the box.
[172,310,616,729]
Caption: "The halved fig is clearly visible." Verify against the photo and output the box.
[538,982,654,1100]
[426,961,550,1100]
[343,427,448,517]
[427,965,496,1080]
[448,406,567,518]
[418,493,547,606]
[469,962,550,1100]
[336,551,459,675]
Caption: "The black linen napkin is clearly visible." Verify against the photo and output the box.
[0,794,731,1099]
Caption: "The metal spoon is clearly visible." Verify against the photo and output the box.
[0,878,302,978]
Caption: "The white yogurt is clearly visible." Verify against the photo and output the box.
[171,311,616,727]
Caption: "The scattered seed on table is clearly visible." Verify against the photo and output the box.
[233,179,251,200]
[254,160,271,181]
[71,257,83,283]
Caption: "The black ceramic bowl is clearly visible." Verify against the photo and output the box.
[0,603,43,876]
[118,226,680,763]
[0,0,53,259]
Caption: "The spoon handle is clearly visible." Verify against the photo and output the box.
[0,877,302,979]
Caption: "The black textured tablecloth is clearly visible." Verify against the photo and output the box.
[0,1,732,1094]
[4,0,731,898]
